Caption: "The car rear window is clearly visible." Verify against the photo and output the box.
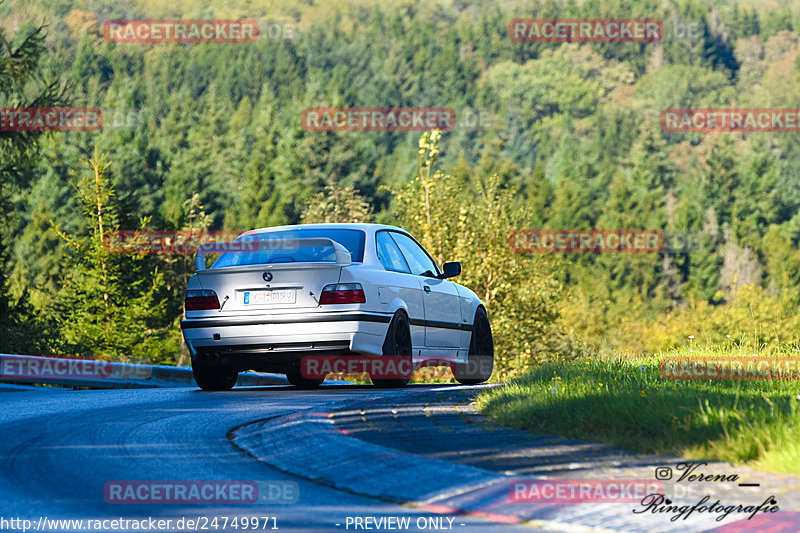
[210,228,366,268]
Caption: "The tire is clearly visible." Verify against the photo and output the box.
[286,371,324,389]
[371,311,412,388]
[192,362,238,391]
[454,308,494,385]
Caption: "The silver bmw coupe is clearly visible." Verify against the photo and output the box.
[180,223,493,390]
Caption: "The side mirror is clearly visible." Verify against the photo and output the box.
[440,261,461,279]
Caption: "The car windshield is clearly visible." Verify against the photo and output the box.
[210,228,365,268]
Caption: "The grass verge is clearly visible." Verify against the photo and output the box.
[476,347,800,474]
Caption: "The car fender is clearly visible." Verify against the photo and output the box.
[453,283,486,351]
[186,274,202,291]
[454,284,485,319]
[386,298,424,352]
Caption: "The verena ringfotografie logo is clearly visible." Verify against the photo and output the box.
[0,354,151,381]
[660,356,800,380]
[300,107,455,132]
[0,108,101,131]
[509,18,663,42]
[103,20,259,43]
[510,479,662,503]
[634,494,779,523]
[510,230,663,253]
[661,109,800,133]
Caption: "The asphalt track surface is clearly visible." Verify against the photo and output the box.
[0,384,546,533]
[2,382,798,533]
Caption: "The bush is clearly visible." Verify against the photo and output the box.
[392,132,570,379]
[562,283,800,357]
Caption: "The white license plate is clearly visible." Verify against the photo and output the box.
[242,289,296,305]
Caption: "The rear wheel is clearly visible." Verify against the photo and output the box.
[454,308,494,385]
[371,312,412,388]
[192,362,238,391]
[286,371,324,389]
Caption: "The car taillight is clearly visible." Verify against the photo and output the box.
[319,283,366,304]
[185,289,220,310]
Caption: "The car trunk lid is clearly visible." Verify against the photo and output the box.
[192,263,343,315]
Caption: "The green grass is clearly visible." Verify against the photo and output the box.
[476,347,800,474]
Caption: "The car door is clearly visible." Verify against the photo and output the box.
[374,231,425,351]
[388,232,463,348]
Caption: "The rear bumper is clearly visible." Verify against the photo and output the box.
[181,310,391,359]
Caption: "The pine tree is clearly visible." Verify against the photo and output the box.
[52,148,174,363]
[301,182,374,223]
[0,22,68,353]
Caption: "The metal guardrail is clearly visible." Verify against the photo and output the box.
[0,353,288,389]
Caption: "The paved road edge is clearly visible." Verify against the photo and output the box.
[229,387,761,533]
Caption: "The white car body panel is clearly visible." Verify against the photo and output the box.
[421,278,463,348]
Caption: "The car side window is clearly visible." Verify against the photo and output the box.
[376,231,411,273]
[389,232,439,278]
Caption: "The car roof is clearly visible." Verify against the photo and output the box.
[242,223,407,235]
[237,223,436,271]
